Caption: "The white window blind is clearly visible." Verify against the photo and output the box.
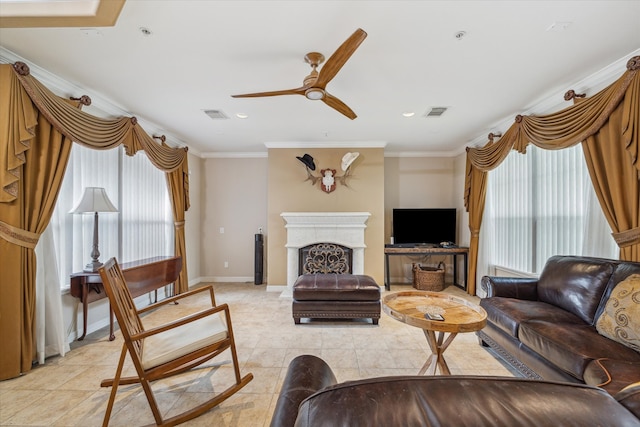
[50,144,173,288]
[121,150,173,261]
[484,144,617,275]
[490,147,532,272]
[534,145,586,271]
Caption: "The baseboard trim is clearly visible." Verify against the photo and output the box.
[198,276,254,283]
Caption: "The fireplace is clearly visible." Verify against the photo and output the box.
[281,212,371,289]
[299,243,353,275]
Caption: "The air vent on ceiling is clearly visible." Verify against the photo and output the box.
[425,107,448,117]
[203,109,229,120]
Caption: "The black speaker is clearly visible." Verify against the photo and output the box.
[254,233,264,285]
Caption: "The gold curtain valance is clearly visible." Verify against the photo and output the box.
[2,62,189,203]
[467,60,639,170]
[462,55,640,295]
[465,58,640,209]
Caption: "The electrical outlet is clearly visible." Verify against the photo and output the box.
[224,261,229,268]
[219,227,224,234]
[258,227,263,234]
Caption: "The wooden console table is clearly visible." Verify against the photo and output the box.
[384,246,469,292]
[70,256,182,341]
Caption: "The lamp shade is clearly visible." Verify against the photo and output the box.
[69,187,118,214]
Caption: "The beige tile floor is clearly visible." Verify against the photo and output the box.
[0,282,514,426]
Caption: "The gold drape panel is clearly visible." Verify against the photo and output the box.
[463,158,488,296]
[464,57,640,295]
[0,62,190,380]
[166,158,190,294]
[1,62,73,379]
[583,80,640,261]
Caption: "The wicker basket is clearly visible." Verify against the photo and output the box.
[412,262,445,292]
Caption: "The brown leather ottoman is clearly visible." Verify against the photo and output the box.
[292,274,381,324]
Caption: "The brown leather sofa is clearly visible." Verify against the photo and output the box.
[478,255,640,394]
[270,354,640,427]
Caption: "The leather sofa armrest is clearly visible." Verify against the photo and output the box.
[481,276,539,299]
[616,382,640,419]
[270,355,337,427]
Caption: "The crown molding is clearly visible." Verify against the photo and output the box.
[384,150,462,158]
[264,141,387,149]
[466,48,640,150]
[202,152,268,159]
[202,149,464,159]
[0,46,196,155]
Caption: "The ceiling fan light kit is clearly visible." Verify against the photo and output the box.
[305,88,325,100]
[232,28,367,119]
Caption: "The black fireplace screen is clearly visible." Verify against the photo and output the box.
[298,243,353,275]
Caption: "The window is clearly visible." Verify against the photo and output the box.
[120,148,174,261]
[50,144,173,289]
[483,144,617,275]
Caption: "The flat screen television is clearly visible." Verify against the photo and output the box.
[392,208,457,246]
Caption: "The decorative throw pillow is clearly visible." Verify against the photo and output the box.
[596,274,640,352]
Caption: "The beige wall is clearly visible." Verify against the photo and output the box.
[267,148,386,286]
[201,156,268,280]
[383,155,459,284]
[384,156,457,236]
[185,152,203,284]
[195,151,464,289]
[453,153,470,247]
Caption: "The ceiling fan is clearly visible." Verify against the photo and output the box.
[231,28,367,120]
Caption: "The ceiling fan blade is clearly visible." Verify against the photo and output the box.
[323,93,357,120]
[315,28,367,88]
[231,87,306,98]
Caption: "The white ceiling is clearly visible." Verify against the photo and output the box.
[1,1,639,156]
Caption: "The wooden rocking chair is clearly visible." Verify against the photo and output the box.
[98,257,253,426]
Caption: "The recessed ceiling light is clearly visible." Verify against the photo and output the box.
[454,31,467,40]
[236,113,248,119]
[402,112,415,117]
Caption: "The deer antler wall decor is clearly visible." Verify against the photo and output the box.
[296,152,359,193]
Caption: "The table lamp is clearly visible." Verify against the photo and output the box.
[70,187,118,272]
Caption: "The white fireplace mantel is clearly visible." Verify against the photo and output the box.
[281,212,371,290]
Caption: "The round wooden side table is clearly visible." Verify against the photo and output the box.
[382,291,487,375]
